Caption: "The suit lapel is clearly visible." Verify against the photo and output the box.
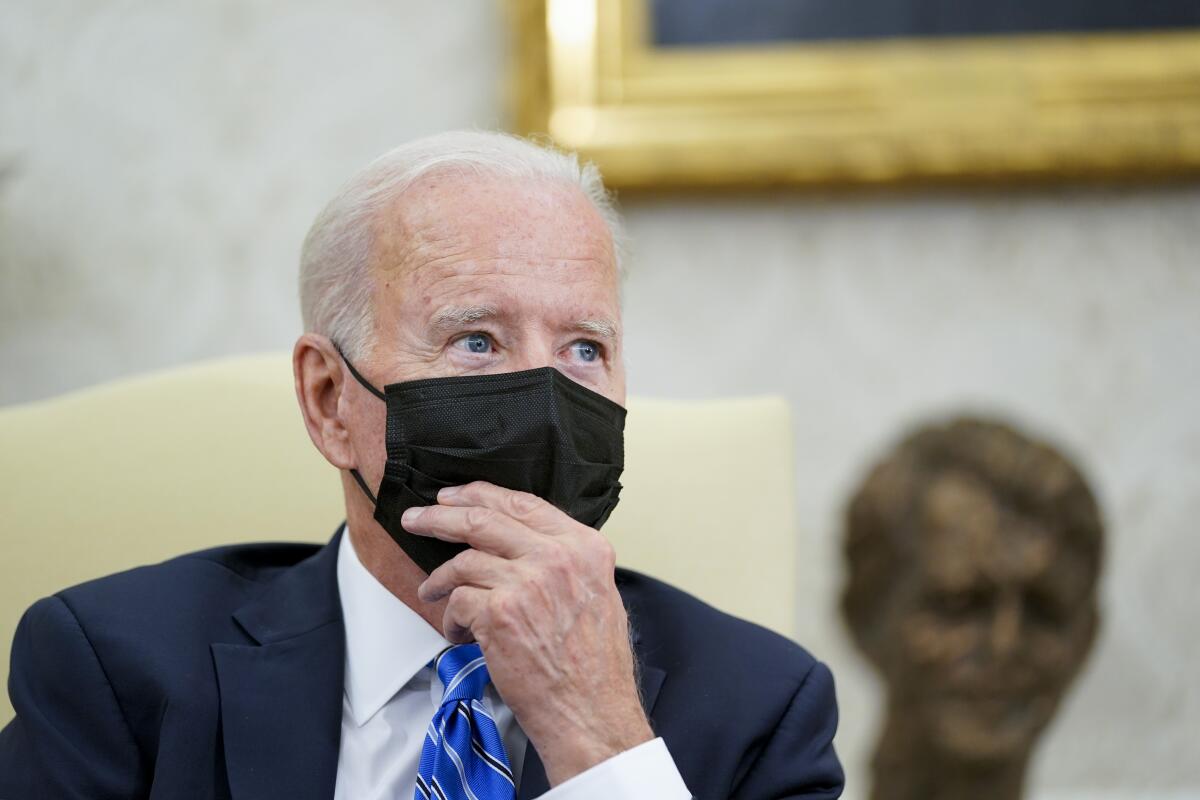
[516,601,668,800]
[212,528,346,800]
[209,531,669,800]
[516,745,550,800]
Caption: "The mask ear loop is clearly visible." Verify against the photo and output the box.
[333,342,386,401]
[348,468,379,505]
[332,341,385,505]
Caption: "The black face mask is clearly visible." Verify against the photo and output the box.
[339,352,626,574]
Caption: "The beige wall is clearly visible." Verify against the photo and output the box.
[2,2,1198,797]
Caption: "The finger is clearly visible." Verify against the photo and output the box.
[401,504,537,558]
[419,548,514,603]
[443,585,489,644]
[436,481,567,535]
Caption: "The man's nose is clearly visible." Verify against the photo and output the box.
[505,341,557,373]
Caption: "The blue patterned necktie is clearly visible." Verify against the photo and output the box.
[415,643,516,800]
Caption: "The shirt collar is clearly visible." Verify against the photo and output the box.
[336,527,450,727]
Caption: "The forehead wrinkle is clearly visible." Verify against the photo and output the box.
[390,234,617,290]
[369,187,479,278]
[373,178,617,284]
[415,237,616,266]
[371,178,621,334]
[378,230,476,278]
[408,257,619,304]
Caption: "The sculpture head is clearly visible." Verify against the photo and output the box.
[842,418,1103,763]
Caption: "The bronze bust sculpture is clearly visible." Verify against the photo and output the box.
[842,418,1103,800]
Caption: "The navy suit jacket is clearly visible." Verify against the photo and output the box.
[1,529,843,799]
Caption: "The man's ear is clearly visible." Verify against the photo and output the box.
[293,333,356,470]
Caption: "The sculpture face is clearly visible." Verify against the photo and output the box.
[886,472,1098,761]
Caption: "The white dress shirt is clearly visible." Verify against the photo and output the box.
[333,530,691,799]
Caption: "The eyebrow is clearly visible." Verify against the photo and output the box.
[429,305,501,332]
[430,305,618,341]
[575,318,618,340]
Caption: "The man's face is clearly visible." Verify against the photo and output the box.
[886,473,1098,762]
[343,171,625,485]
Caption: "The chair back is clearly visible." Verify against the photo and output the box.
[0,354,797,721]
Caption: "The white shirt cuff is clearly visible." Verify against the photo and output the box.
[536,737,691,799]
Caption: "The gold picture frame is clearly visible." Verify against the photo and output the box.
[507,0,1200,189]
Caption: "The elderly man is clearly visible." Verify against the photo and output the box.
[0,132,843,799]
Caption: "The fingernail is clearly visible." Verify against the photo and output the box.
[438,486,463,501]
[402,507,425,525]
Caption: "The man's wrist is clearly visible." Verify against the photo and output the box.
[538,713,656,787]
[538,737,692,800]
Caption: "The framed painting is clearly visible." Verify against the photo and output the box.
[507,0,1200,189]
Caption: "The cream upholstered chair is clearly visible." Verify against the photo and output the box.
[0,353,796,722]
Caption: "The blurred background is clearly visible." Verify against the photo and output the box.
[1,2,1198,798]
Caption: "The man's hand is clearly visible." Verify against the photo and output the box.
[402,481,654,787]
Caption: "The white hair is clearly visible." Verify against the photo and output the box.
[299,130,625,361]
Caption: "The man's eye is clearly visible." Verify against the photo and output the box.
[570,340,602,363]
[455,333,493,354]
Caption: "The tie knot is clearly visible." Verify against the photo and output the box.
[433,643,492,705]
